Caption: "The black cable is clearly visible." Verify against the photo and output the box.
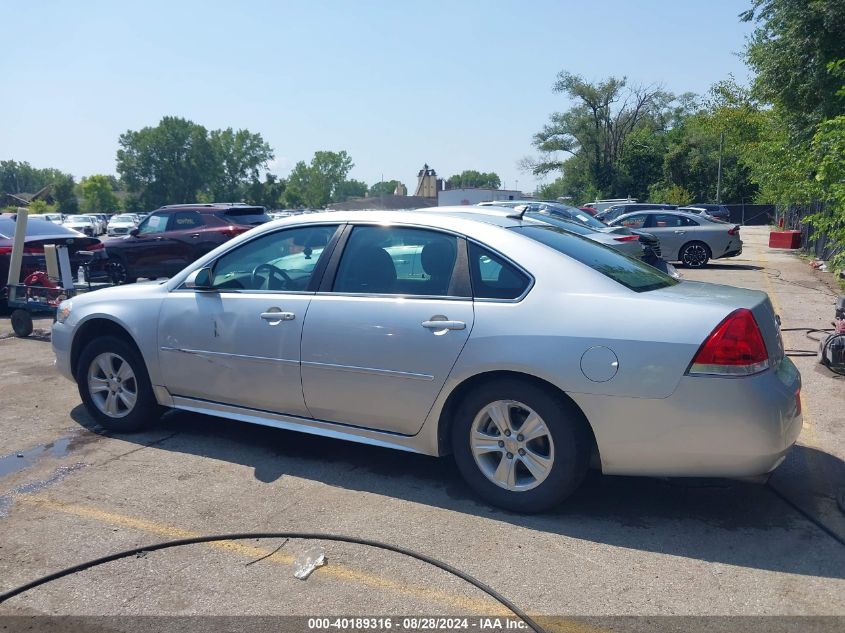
[0,532,547,633]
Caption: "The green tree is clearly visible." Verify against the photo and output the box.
[528,72,673,198]
[52,174,79,214]
[741,0,845,139]
[208,128,274,201]
[369,180,400,197]
[80,174,120,213]
[245,173,287,208]
[446,170,501,189]
[116,116,216,209]
[334,179,368,202]
[284,151,354,208]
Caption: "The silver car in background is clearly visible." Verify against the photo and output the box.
[52,208,800,512]
[609,210,742,268]
[107,213,139,236]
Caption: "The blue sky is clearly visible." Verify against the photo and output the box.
[1,0,754,194]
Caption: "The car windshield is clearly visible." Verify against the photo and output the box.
[534,203,608,229]
[112,215,135,222]
[512,225,678,292]
[0,217,82,238]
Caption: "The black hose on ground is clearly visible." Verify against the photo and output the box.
[0,532,547,633]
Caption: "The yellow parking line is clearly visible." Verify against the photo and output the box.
[17,495,510,616]
[757,250,817,444]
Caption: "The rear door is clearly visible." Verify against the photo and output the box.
[163,210,212,275]
[643,213,695,260]
[300,224,474,435]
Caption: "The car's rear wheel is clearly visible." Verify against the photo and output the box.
[451,379,591,512]
[77,335,159,432]
[679,241,710,268]
[107,257,136,285]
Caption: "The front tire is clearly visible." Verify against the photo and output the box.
[451,379,591,513]
[679,241,711,268]
[76,335,160,432]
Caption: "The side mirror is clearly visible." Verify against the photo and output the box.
[184,267,214,290]
[129,228,139,237]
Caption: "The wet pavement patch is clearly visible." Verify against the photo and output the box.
[0,430,101,479]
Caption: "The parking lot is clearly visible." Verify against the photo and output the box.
[1,226,843,625]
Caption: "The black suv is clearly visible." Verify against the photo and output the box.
[104,203,270,283]
[596,203,677,223]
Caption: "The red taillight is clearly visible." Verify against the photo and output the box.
[613,235,640,242]
[795,388,802,416]
[688,308,770,376]
[728,225,740,236]
[0,245,45,254]
[0,246,12,255]
[86,241,105,251]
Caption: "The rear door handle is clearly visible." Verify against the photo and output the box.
[190,233,200,238]
[674,230,686,234]
[422,320,465,331]
[260,311,295,322]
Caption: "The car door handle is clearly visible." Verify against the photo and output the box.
[674,230,686,234]
[260,311,295,322]
[422,319,465,330]
[190,233,200,238]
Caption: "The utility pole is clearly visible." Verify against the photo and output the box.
[716,131,724,204]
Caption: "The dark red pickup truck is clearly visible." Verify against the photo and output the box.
[103,203,270,283]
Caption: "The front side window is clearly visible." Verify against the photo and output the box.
[512,225,677,293]
[209,224,339,291]
[138,212,169,235]
[333,225,460,296]
[618,214,647,229]
[469,243,531,300]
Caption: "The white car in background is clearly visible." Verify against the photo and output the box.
[63,215,98,237]
[107,213,139,237]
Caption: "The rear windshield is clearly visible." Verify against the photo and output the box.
[525,212,595,236]
[215,207,270,226]
[512,225,678,292]
[0,218,82,238]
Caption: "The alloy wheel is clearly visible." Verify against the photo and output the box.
[87,352,138,418]
[470,400,555,491]
[682,243,708,268]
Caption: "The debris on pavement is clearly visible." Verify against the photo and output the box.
[293,545,326,580]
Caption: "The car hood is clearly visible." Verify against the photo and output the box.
[72,280,167,308]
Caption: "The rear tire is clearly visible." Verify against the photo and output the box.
[451,378,591,513]
[679,241,711,268]
[107,257,137,285]
[76,335,160,432]
[11,309,33,338]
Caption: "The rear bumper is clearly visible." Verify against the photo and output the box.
[574,356,802,477]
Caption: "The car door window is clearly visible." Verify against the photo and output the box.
[649,214,684,228]
[138,212,169,235]
[333,225,460,297]
[469,243,530,300]
[210,224,339,291]
[167,211,204,231]
[619,214,647,229]
[679,216,700,226]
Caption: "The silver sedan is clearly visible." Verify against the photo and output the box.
[609,210,742,268]
[52,208,801,512]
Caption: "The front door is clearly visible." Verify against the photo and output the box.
[158,223,341,416]
[125,211,181,279]
[300,224,474,435]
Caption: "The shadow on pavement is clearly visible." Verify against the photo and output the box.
[703,263,764,271]
[70,405,845,580]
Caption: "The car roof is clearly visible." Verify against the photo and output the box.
[257,206,541,232]
[613,209,707,221]
[156,203,266,213]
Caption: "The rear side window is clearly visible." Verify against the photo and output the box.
[216,206,270,226]
[168,211,204,230]
[512,226,677,293]
[469,243,530,300]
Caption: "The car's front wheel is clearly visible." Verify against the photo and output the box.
[679,241,711,268]
[77,335,160,432]
[451,379,591,512]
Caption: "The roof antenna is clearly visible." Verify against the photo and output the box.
[506,204,529,220]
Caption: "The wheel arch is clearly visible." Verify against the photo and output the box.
[435,370,600,467]
[70,317,144,381]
